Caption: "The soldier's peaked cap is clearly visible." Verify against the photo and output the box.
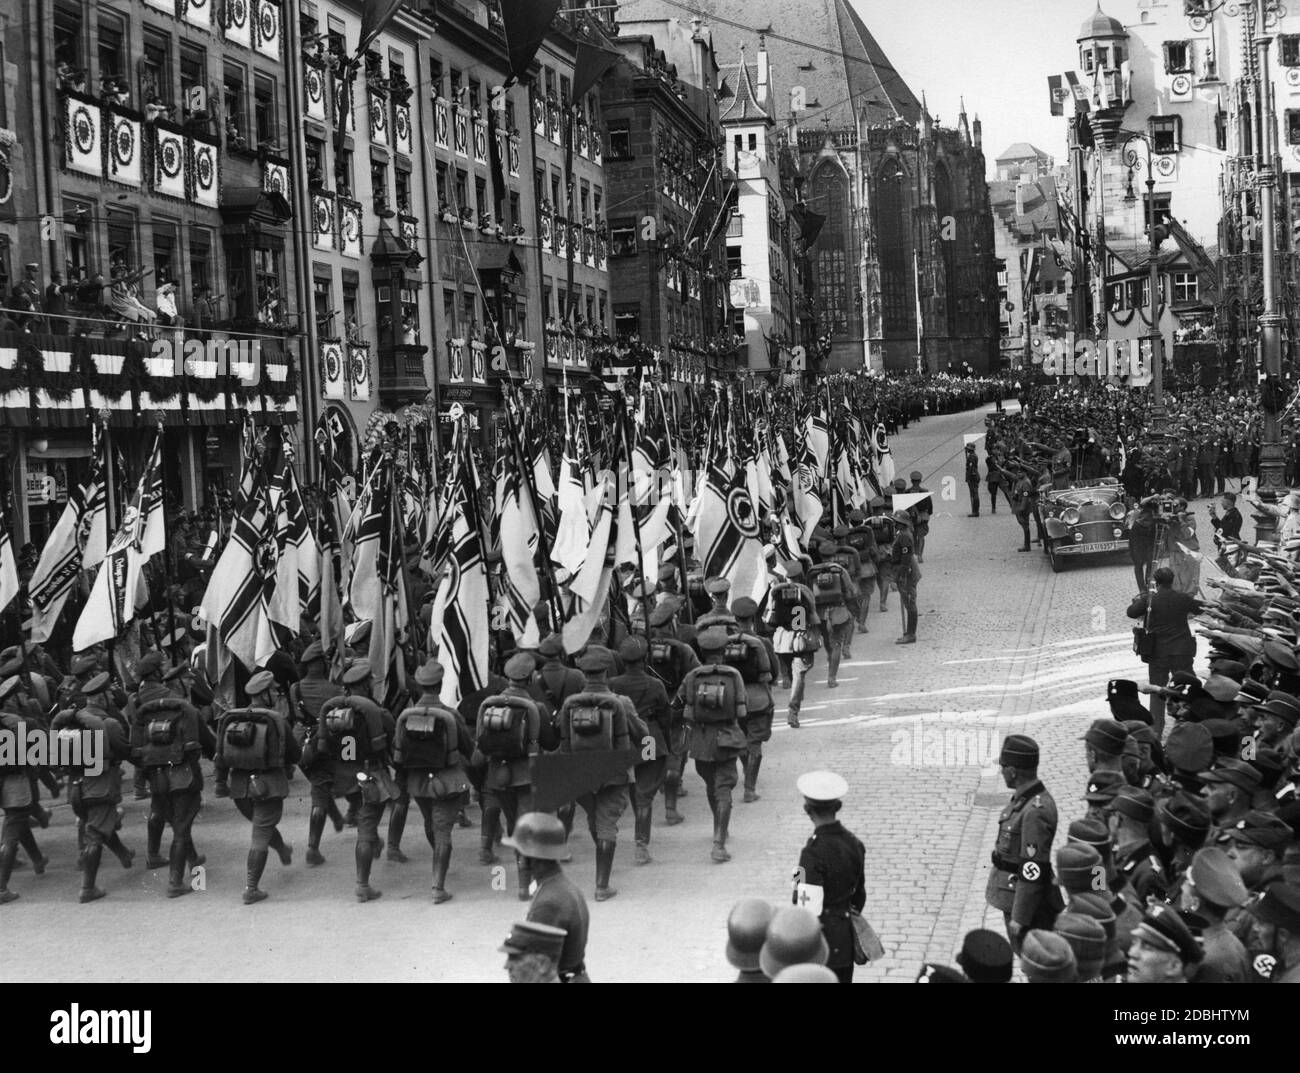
[504,652,536,681]
[796,770,848,804]
[956,929,1013,983]
[999,734,1039,767]
[414,660,445,687]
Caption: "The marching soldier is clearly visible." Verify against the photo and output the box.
[760,561,819,729]
[890,511,920,645]
[808,541,857,687]
[318,660,398,902]
[535,633,586,712]
[965,443,982,517]
[645,600,698,824]
[730,597,779,802]
[1108,786,1167,908]
[215,692,298,904]
[674,628,746,864]
[986,734,1063,949]
[476,652,548,892]
[0,689,49,903]
[843,509,879,634]
[123,651,171,801]
[697,577,737,633]
[866,498,896,612]
[395,659,473,903]
[907,471,932,563]
[828,529,864,658]
[611,636,670,866]
[557,647,646,901]
[793,770,867,984]
[292,641,346,866]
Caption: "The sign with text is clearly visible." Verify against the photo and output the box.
[1030,334,1154,386]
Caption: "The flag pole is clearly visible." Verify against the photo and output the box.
[504,385,564,631]
[620,400,653,641]
[156,422,179,665]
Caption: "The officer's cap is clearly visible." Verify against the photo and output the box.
[1131,905,1202,965]
[955,928,1012,983]
[81,671,110,697]
[619,636,648,663]
[504,652,536,681]
[1056,843,1104,892]
[779,559,803,580]
[1188,847,1249,909]
[134,651,164,679]
[1158,791,1212,845]
[301,640,325,663]
[704,577,730,596]
[246,670,276,697]
[1164,722,1214,775]
[648,603,678,628]
[1248,881,1300,933]
[731,597,758,620]
[1080,718,1129,757]
[909,471,923,482]
[342,659,372,686]
[538,633,565,658]
[696,627,730,653]
[1112,786,1155,823]
[1019,930,1077,983]
[796,770,848,804]
[1083,770,1125,804]
[414,660,445,687]
[998,734,1038,768]
[1066,818,1110,852]
[70,652,99,676]
[575,648,613,674]
[1197,758,1261,795]
[1223,810,1294,850]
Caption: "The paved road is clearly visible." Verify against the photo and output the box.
[5,403,1213,982]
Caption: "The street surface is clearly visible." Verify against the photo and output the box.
[5,402,1216,982]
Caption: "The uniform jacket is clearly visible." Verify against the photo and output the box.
[986,779,1061,926]
[400,690,474,798]
[556,681,645,785]
[1126,589,1201,660]
[527,868,591,978]
[1114,839,1167,905]
[675,664,746,761]
[610,668,671,757]
[796,821,867,969]
[1192,922,1253,983]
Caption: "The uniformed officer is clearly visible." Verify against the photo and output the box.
[0,691,48,903]
[1177,846,1252,983]
[793,770,866,984]
[907,471,932,563]
[1109,785,1167,908]
[697,577,737,633]
[808,542,856,686]
[500,920,568,984]
[986,734,1062,949]
[396,658,473,903]
[1244,881,1300,982]
[611,636,670,866]
[843,510,879,633]
[557,647,645,900]
[890,511,920,645]
[123,651,171,803]
[730,597,780,803]
[1126,904,1203,982]
[508,812,592,982]
[674,628,747,864]
[965,444,982,517]
[867,497,896,612]
[535,633,586,712]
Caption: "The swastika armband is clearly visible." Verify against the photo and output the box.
[1021,861,1042,882]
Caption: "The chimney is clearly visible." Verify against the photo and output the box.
[691,15,703,39]
[756,34,769,107]
[1015,181,1031,218]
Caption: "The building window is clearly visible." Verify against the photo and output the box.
[454,168,468,210]
[505,98,516,130]
[98,12,126,88]
[593,187,602,219]
[1281,34,1300,68]
[508,191,520,227]
[224,63,246,142]
[560,74,570,107]
[1172,271,1199,303]
[542,281,552,320]
[544,67,555,98]
[107,213,137,273]
[190,228,212,296]
[152,224,177,286]
[395,168,411,215]
[141,29,172,106]
[306,136,325,187]
[442,290,456,338]
[1142,191,1173,230]
[314,276,335,335]
[254,76,276,146]
[727,246,742,278]
[475,176,487,217]
[1149,115,1182,154]
[450,67,462,100]
[371,157,389,214]
[614,304,640,339]
[469,79,480,110]
[1287,109,1300,146]
[580,180,590,219]
[180,44,208,117]
[607,121,631,159]
[255,248,283,323]
[1082,49,1095,74]
[1215,108,1228,151]
[461,291,476,336]
[343,279,358,328]
[430,56,443,97]
[62,199,92,284]
[435,161,448,206]
[336,147,354,197]
[53,3,83,70]
[1163,41,1190,74]
[609,219,635,256]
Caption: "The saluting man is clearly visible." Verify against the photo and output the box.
[986,734,1063,949]
[792,770,867,984]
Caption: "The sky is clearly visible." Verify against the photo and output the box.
[859,0,1099,176]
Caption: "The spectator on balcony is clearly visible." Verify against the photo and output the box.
[257,280,280,326]
[192,286,218,330]
[45,271,70,335]
[156,278,180,327]
[110,266,158,327]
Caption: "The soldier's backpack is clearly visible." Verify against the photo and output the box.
[394,706,458,770]
[684,666,746,725]
[139,697,188,767]
[764,583,803,630]
[318,699,385,760]
[720,633,764,683]
[477,694,537,760]
[563,692,618,751]
[55,710,108,783]
[218,708,282,772]
[807,564,845,607]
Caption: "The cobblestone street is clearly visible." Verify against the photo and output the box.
[4,402,1209,982]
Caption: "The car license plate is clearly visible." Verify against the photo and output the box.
[1060,540,1125,554]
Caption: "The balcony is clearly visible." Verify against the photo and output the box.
[377,343,429,404]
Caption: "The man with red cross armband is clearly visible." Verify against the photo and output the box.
[986,734,1062,950]
[673,627,747,865]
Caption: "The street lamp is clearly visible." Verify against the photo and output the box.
[1121,131,1166,437]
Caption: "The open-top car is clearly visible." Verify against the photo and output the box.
[1037,477,1129,573]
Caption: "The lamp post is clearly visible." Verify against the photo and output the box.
[1122,131,1165,437]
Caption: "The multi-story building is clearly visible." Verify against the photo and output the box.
[600,15,733,387]
[291,0,439,468]
[685,0,1000,374]
[4,0,302,544]
[419,0,536,450]
[995,143,1055,183]
[533,6,612,403]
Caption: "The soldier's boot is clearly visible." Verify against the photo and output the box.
[76,820,86,871]
[326,798,345,832]
[105,832,134,869]
[456,808,472,828]
[214,772,230,798]
[306,808,328,866]
[633,805,653,865]
[166,839,191,898]
[32,801,51,829]
[133,770,149,800]
[187,840,205,868]
[354,837,382,902]
[146,808,167,869]
[827,646,841,689]
[432,844,454,904]
[14,821,45,874]
[478,806,501,864]
[711,802,733,863]
[556,803,576,860]
[269,828,292,866]
[663,780,684,826]
[343,801,358,828]
[242,848,269,905]
[80,844,107,903]
[516,853,533,902]
[386,797,410,863]
[593,839,618,902]
[0,841,19,903]
[743,754,762,803]
[787,702,801,729]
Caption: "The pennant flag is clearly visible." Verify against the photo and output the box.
[891,491,929,513]
[367,464,409,705]
[805,411,830,477]
[0,502,18,615]
[199,458,274,672]
[262,454,321,661]
[500,0,563,84]
[28,442,107,642]
[357,0,405,55]
[790,432,824,546]
[1048,74,1066,117]
[497,452,542,648]
[551,450,592,576]
[571,21,623,103]
[963,433,986,446]
[73,430,166,651]
[430,432,491,708]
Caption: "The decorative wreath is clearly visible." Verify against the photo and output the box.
[314,197,332,233]
[306,68,323,103]
[194,144,215,189]
[267,166,285,194]
[159,136,183,178]
[257,1,277,43]
[322,342,342,384]
[229,0,247,25]
[113,120,135,169]
[394,105,409,143]
[341,206,360,243]
[350,347,369,386]
[72,106,95,154]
